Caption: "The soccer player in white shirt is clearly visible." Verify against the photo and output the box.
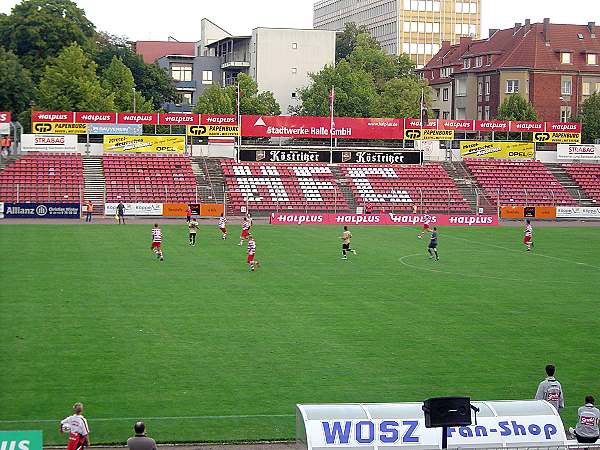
[151,224,164,261]
[523,219,533,251]
[238,216,251,246]
[247,234,260,271]
[218,213,228,240]
[60,402,90,450]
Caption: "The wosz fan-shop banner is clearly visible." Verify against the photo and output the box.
[270,213,498,226]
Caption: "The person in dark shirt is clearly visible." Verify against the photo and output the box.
[116,202,125,225]
[428,227,439,261]
[127,422,157,450]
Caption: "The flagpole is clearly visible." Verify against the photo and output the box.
[237,83,241,159]
[330,85,334,156]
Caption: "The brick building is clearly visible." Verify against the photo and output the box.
[419,19,600,121]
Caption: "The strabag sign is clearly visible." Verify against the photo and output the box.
[22,134,78,152]
[270,213,498,226]
[307,416,565,448]
[105,203,163,216]
[557,144,600,160]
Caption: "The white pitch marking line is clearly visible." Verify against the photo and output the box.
[0,414,295,424]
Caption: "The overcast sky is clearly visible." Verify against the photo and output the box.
[0,0,597,41]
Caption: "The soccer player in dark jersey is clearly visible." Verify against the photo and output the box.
[188,217,198,246]
[428,226,439,261]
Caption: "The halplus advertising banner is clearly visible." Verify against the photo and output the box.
[88,124,143,135]
[305,415,565,448]
[270,213,498,226]
[460,141,535,159]
[0,431,43,450]
[241,115,404,140]
[103,135,185,153]
[557,144,600,160]
[21,134,78,152]
[0,112,12,123]
[3,203,81,219]
[74,112,117,123]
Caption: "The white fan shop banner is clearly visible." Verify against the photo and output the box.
[556,206,600,219]
[104,203,163,216]
[557,144,600,160]
[307,415,566,448]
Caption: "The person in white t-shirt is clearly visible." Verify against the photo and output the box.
[60,402,90,450]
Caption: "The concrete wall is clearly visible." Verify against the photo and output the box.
[252,28,336,114]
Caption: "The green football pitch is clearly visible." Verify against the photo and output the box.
[1,223,599,445]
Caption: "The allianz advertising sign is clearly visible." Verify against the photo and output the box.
[0,431,43,450]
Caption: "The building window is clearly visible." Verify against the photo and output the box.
[596,83,600,94]
[560,106,572,122]
[442,88,449,101]
[456,79,466,96]
[477,106,483,120]
[442,111,450,119]
[201,70,213,85]
[475,56,483,67]
[434,88,440,100]
[291,42,298,49]
[587,53,598,65]
[582,82,591,96]
[176,91,193,105]
[291,92,297,98]
[506,80,519,93]
[485,76,490,95]
[561,78,572,95]
[440,67,453,78]
[171,63,192,82]
[291,67,297,74]
[484,106,491,120]
[560,52,572,64]
[478,81,483,96]
[463,58,471,69]
[486,55,493,65]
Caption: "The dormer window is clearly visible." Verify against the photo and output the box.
[475,56,483,67]
[463,58,471,69]
[560,52,572,64]
[587,53,598,65]
[486,55,493,65]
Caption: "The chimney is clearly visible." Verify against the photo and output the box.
[514,23,522,34]
[441,40,451,50]
[525,19,531,27]
[488,28,499,38]
[588,22,596,36]
[543,18,550,44]
[459,36,472,46]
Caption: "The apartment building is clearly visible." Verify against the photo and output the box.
[314,0,481,67]
[419,19,600,121]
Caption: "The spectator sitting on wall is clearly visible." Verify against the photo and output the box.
[570,396,600,444]
[127,421,157,450]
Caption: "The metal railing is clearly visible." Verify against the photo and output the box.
[0,184,83,203]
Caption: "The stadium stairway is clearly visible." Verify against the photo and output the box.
[82,156,106,212]
[544,163,596,206]
[191,157,226,204]
[441,161,479,212]
[329,165,357,211]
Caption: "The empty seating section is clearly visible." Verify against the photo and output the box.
[0,153,83,203]
[465,159,575,206]
[103,155,196,203]
[341,164,470,212]
[221,161,348,212]
[564,164,600,203]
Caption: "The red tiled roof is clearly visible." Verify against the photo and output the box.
[135,41,196,64]
[422,22,600,80]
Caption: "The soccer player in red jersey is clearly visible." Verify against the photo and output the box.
[524,219,533,251]
[238,216,251,246]
[247,234,260,271]
[151,224,164,261]
[418,212,432,239]
[60,402,90,450]
[218,213,228,240]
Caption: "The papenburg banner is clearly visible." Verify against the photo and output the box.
[241,115,404,140]
[32,122,87,134]
[103,135,185,153]
[460,141,535,159]
[270,213,499,226]
[534,132,582,144]
[3,203,80,219]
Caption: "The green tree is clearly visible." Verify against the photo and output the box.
[376,77,431,118]
[101,56,153,112]
[194,73,280,116]
[294,60,378,117]
[579,93,600,144]
[335,22,379,61]
[0,0,96,79]
[193,84,235,114]
[94,43,177,109]
[37,43,115,111]
[0,46,35,115]
[497,94,538,121]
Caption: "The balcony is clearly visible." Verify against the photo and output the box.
[222,61,251,69]
[173,80,197,90]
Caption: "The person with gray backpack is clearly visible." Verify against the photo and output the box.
[570,396,600,443]
[535,364,564,412]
